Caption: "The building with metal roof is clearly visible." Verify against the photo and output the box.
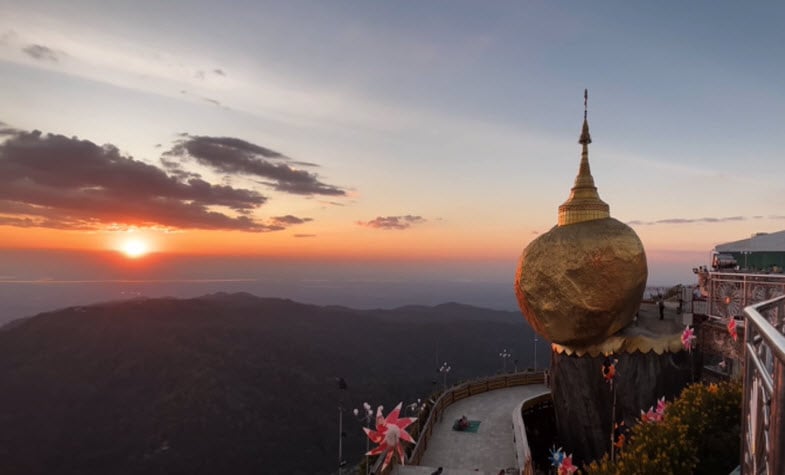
[714,230,785,271]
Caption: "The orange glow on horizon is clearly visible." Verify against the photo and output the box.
[0,222,739,264]
[0,224,524,261]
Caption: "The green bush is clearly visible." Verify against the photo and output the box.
[585,381,741,475]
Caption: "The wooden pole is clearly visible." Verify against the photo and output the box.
[610,379,617,462]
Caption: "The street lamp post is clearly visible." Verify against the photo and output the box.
[338,406,344,475]
[406,399,426,440]
[353,402,374,475]
[336,377,348,475]
[439,362,451,391]
[533,336,539,371]
[406,399,425,416]
[498,349,512,373]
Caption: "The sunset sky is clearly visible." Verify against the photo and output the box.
[1,1,784,288]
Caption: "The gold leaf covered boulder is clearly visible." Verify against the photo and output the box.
[515,218,647,346]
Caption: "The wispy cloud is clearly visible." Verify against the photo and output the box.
[0,22,561,148]
[293,233,316,238]
[628,215,753,226]
[179,90,229,109]
[270,215,312,226]
[357,215,426,230]
[195,68,226,80]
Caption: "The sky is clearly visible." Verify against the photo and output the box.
[1,1,784,313]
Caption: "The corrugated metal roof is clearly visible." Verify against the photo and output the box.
[716,230,785,252]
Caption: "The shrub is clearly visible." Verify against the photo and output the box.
[585,381,741,475]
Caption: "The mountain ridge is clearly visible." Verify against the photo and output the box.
[0,292,544,475]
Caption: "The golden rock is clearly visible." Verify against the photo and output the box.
[515,217,647,346]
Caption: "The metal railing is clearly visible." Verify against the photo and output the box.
[708,272,785,319]
[742,295,785,474]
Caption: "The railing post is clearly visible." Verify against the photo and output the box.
[740,318,752,474]
[744,296,785,475]
[771,357,785,475]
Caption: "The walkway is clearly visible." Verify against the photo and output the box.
[393,384,549,475]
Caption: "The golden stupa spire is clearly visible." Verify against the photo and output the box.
[557,89,610,226]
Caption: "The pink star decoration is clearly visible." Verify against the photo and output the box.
[727,318,738,341]
[363,402,417,470]
[681,326,696,352]
[641,396,667,423]
[558,454,578,475]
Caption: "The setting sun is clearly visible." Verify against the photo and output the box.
[120,238,149,259]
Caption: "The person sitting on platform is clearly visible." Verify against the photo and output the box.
[453,415,470,431]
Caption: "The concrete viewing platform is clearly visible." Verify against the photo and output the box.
[393,384,549,475]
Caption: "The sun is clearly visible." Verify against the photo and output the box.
[120,238,150,259]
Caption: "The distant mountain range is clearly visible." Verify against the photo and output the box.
[0,293,546,475]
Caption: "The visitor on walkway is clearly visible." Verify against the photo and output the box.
[454,415,469,431]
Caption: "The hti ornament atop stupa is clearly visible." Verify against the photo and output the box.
[515,90,648,347]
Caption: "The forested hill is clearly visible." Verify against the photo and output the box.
[0,292,545,475]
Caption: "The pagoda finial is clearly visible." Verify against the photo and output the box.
[557,89,609,226]
[579,89,591,145]
[584,88,588,120]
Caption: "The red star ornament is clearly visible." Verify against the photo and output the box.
[363,402,417,470]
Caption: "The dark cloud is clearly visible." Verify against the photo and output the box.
[213,68,226,76]
[293,233,316,238]
[270,215,312,226]
[628,216,747,226]
[22,44,61,62]
[169,134,285,160]
[159,157,201,181]
[166,135,345,196]
[0,126,20,136]
[357,215,426,230]
[0,127,290,232]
